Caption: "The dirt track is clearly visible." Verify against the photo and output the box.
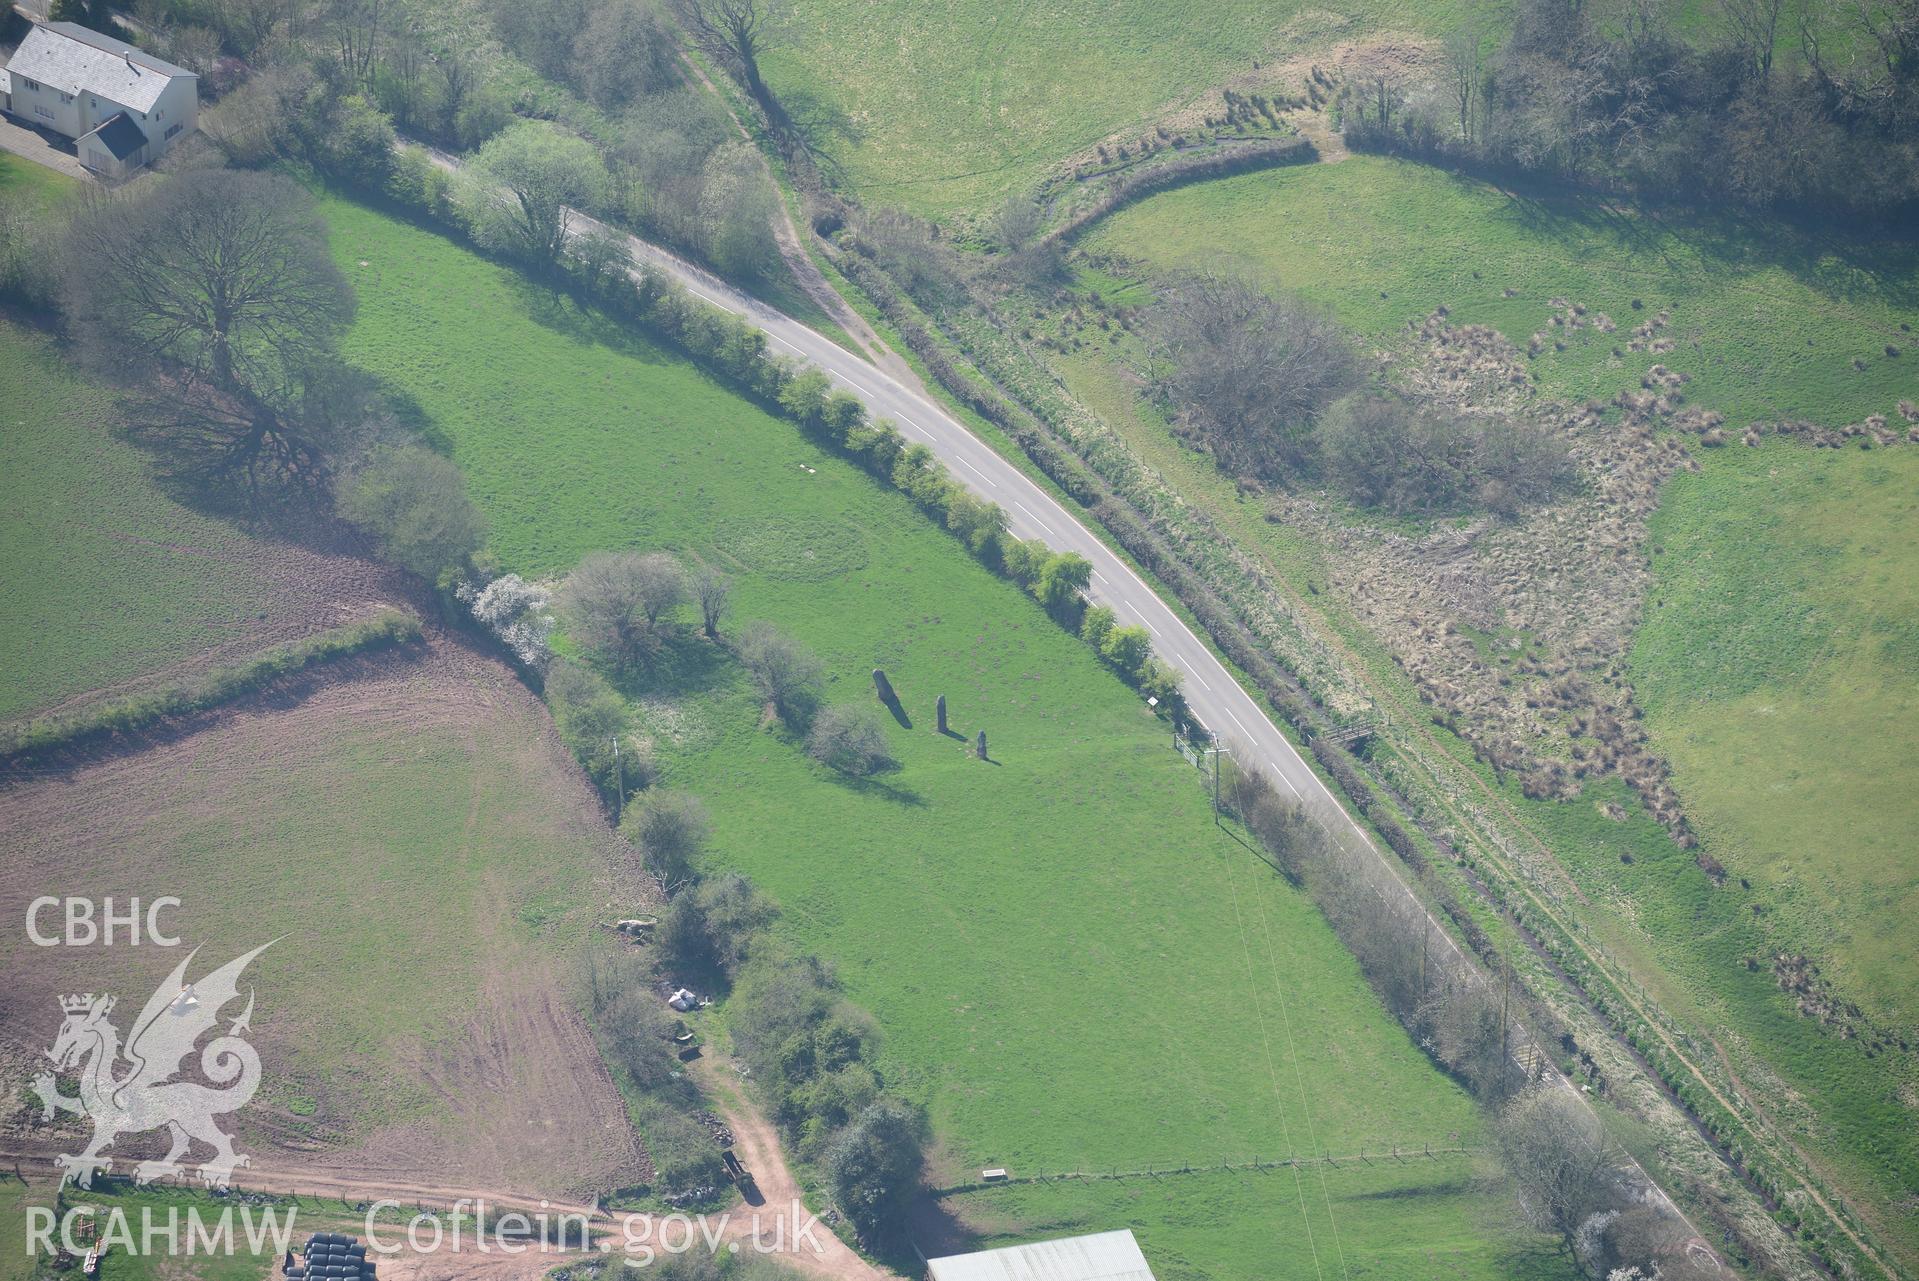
[3,1047,898,1281]
[689,1052,899,1281]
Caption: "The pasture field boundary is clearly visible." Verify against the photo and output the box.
[0,610,424,770]
[1037,136,1316,247]
[929,1142,1487,1196]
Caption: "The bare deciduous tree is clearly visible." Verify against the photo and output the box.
[668,0,790,109]
[1721,0,1787,77]
[632,551,688,626]
[738,620,823,727]
[1496,1089,1625,1252]
[692,565,733,639]
[561,550,682,669]
[60,170,359,497]
[1142,273,1358,483]
[1445,25,1487,141]
[62,169,354,399]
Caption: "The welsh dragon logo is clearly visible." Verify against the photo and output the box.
[32,943,272,1189]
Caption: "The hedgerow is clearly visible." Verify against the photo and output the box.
[0,610,421,767]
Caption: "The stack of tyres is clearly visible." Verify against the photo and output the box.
[286,1232,376,1279]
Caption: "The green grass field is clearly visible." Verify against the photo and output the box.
[944,1162,1566,1281]
[0,151,77,209]
[0,323,279,719]
[1084,154,1918,427]
[0,319,400,722]
[759,0,1470,222]
[1633,445,1919,1022]
[320,195,1566,1279]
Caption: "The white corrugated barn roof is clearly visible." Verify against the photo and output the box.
[926,1230,1157,1281]
[5,22,193,113]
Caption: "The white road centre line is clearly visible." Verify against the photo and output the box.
[955,456,997,486]
[1012,501,1055,536]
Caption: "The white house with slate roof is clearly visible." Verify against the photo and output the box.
[2,22,197,177]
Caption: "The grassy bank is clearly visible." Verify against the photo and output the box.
[1084,154,1918,427]
[759,0,1466,222]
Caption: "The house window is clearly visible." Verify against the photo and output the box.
[33,105,54,120]
[59,91,74,104]
[22,78,38,91]
[164,123,181,140]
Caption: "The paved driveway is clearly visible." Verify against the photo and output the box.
[0,112,92,182]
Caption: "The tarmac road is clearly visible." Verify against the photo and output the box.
[550,199,1381,850]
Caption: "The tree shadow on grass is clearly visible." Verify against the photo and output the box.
[1340,1175,1481,1200]
[824,768,928,808]
[498,271,688,370]
[777,86,863,186]
[1467,170,1919,311]
[610,629,738,701]
[373,381,457,455]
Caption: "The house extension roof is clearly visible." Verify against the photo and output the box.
[80,111,147,161]
[927,1231,1157,1281]
[5,22,194,114]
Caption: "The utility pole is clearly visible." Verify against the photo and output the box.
[1499,957,1510,1059]
[611,736,624,825]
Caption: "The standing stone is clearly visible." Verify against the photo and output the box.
[975,730,988,760]
[873,668,896,704]
[936,695,948,734]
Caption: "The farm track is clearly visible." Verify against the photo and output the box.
[2,1051,879,1281]
[687,1052,898,1281]
[675,56,920,390]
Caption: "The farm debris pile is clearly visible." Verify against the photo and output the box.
[285,1232,375,1280]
